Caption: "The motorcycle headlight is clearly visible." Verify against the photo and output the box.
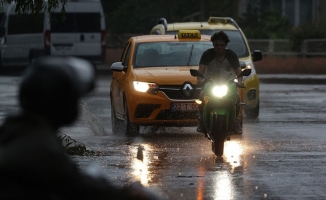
[212,85,228,97]
[133,81,158,94]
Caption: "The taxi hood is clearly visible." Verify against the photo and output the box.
[133,67,197,85]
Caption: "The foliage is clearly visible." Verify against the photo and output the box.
[239,3,292,39]
[104,0,239,35]
[58,133,103,156]
[290,20,326,51]
[105,0,166,34]
[208,0,239,20]
[0,0,67,14]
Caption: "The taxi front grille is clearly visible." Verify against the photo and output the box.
[155,110,198,120]
[159,85,201,100]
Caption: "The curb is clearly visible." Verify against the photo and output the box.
[258,74,326,84]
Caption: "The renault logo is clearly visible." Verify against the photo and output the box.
[183,83,193,97]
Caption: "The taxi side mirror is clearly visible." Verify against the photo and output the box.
[252,50,262,62]
[238,69,252,77]
[111,62,124,72]
[190,69,204,78]
[240,61,246,69]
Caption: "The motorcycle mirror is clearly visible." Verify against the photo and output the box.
[190,69,205,78]
[238,69,252,77]
[240,61,246,69]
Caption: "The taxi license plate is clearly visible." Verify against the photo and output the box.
[171,103,198,111]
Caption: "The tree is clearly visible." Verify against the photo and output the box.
[290,20,326,51]
[0,0,67,14]
[105,0,240,35]
[238,2,292,39]
[105,0,165,34]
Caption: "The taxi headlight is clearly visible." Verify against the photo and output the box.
[133,81,158,93]
[212,85,228,97]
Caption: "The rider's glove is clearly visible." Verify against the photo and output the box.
[237,82,245,88]
[197,78,205,86]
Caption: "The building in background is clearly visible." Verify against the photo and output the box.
[238,0,326,26]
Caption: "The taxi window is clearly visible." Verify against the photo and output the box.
[166,30,249,57]
[121,42,131,68]
[134,41,212,68]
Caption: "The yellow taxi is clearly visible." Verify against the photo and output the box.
[151,17,262,119]
[110,30,218,135]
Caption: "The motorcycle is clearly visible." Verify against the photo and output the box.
[190,68,251,156]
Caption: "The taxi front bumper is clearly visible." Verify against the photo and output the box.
[243,74,260,107]
[126,89,199,127]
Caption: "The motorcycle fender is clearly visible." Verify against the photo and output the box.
[212,109,227,116]
[208,109,229,131]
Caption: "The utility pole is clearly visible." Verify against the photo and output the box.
[201,0,209,21]
[164,0,172,22]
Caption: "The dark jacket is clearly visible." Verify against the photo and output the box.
[0,112,130,200]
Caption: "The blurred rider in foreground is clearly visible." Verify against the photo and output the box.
[0,56,161,200]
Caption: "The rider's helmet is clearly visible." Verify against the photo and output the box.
[19,56,96,127]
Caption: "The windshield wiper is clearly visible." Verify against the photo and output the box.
[187,45,194,66]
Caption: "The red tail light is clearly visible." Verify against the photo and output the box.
[101,30,106,49]
[44,30,51,50]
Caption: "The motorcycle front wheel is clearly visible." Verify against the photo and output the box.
[211,114,226,157]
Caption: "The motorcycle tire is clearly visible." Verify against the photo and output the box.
[211,114,226,156]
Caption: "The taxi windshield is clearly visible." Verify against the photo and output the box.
[166,30,249,57]
[134,41,212,68]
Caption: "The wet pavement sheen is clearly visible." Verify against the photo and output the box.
[1,75,326,199]
[67,79,326,200]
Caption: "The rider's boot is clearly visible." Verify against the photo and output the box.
[196,107,206,134]
[232,118,242,134]
[197,117,206,133]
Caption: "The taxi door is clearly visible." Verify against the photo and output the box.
[112,42,132,118]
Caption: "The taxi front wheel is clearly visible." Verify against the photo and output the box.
[111,101,121,134]
[124,100,140,136]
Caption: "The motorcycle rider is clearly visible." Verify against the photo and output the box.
[0,56,161,200]
[197,31,243,134]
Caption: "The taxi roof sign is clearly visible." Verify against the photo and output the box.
[208,17,228,24]
[207,17,240,29]
[178,30,201,39]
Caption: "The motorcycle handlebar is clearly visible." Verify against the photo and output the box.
[236,82,246,88]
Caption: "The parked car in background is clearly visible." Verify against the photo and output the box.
[150,17,262,118]
[0,0,106,68]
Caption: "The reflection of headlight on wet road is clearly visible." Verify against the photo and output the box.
[224,141,243,170]
[131,144,151,186]
[214,171,232,199]
[213,141,243,199]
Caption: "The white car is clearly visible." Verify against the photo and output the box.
[0,0,106,68]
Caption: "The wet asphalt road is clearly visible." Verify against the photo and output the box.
[1,74,326,199]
